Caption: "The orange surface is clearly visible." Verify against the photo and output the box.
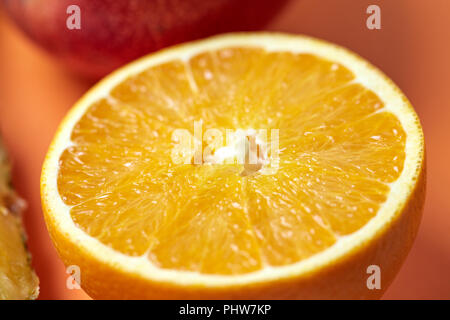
[0,0,449,299]
[56,45,406,274]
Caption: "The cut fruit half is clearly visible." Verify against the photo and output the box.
[41,33,425,299]
[0,139,39,300]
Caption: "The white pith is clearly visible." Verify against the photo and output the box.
[41,33,424,287]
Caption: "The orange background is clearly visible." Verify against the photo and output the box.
[1,0,449,299]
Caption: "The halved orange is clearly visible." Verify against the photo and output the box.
[41,33,425,299]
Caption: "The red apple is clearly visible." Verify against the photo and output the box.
[2,0,288,78]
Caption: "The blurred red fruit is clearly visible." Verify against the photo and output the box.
[2,0,288,79]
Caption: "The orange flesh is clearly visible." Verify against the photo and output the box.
[57,47,406,275]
